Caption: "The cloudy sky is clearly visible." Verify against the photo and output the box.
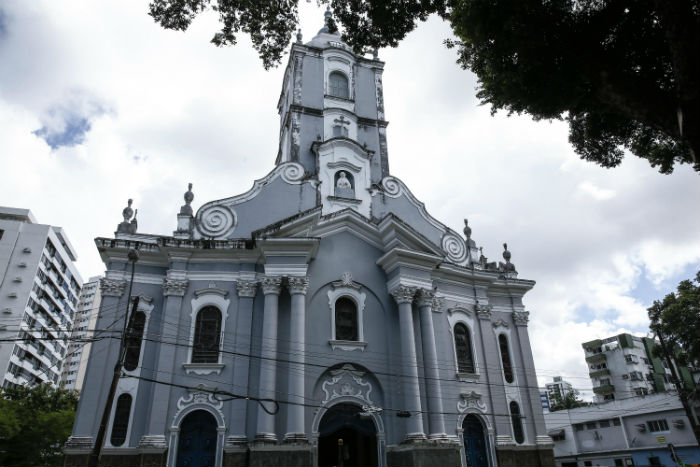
[1,1,698,397]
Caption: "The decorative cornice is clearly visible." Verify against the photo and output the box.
[236,280,258,298]
[415,289,435,308]
[513,310,530,326]
[163,278,188,297]
[390,285,416,304]
[99,278,126,297]
[287,276,309,295]
[261,276,282,295]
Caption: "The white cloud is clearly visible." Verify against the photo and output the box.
[0,1,698,397]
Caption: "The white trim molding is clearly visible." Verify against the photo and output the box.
[327,273,367,350]
[185,287,231,375]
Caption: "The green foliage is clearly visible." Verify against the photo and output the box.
[549,389,586,412]
[0,383,79,467]
[147,0,700,173]
[648,271,700,368]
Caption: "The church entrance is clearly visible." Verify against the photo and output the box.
[175,410,218,467]
[462,414,488,467]
[318,403,378,467]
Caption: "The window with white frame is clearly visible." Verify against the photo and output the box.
[328,71,349,99]
[192,306,222,363]
[646,419,669,432]
[327,274,367,351]
[454,323,475,373]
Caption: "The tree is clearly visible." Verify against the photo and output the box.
[148,0,700,174]
[648,271,700,370]
[0,383,78,467]
[548,390,586,412]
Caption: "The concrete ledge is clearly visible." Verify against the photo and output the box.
[496,445,555,467]
[248,444,314,467]
[387,441,461,467]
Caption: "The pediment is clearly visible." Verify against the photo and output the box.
[252,207,443,258]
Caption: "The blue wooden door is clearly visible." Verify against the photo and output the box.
[463,414,488,467]
[176,410,217,467]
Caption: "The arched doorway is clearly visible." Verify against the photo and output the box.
[462,414,488,467]
[175,410,218,467]
[318,403,378,467]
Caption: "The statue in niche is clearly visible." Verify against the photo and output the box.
[335,171,355,198]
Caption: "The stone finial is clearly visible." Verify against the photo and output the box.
[372,48,379,60]
[180,183,194,216]
[117,199,136,234]
[296,29,303,43]
[129,209,138,234]
[463,219,472,240]
[499,243,517,277]
[319,6,332,33]
[503,243,511,262]
[122,199,134,222]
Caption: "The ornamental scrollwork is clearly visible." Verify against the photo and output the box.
[197,205,236,238]
[513,311,530,326]
[321,364,374,405]
[287,276,309,295]
[236,280,258,298]
[163,278,188,297]
[475,303,493,320]
[441,231,468,265]
[457,391,487,413]
[390,286,416,304]
[100,278,126,297]
[261,276,282,295]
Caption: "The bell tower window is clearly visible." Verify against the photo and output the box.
[329,71,349,99]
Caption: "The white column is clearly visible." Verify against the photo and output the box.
[390,285,425,441]
[416,289,447,439]
[255,276,281,443]
[227,279,257,444]
[285,276,309,442]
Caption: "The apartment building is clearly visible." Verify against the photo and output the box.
[0,207,82,388]
[60,276,102,391]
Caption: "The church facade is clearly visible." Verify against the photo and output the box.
[65,19,554,467]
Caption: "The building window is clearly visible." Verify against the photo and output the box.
[647,419,669,432]
[499,334,514,383]
[110,393,132,446]
[509,401,524,444]
[192,306,222,363]
[335,297,358,341]
[123,311,146,371]
[328,71,349,99]
[454,323,475,373]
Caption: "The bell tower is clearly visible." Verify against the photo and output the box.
[276,11,390,217]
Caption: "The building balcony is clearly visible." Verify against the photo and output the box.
[593,384,615,395]
[589,368,611,379]
[585,353,607,364]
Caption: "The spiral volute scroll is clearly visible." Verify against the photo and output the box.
[280,162,305,184]
[442,231,468,264]
[380,176,402,197]
[197,205,236,238]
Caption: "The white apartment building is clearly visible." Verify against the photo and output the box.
[0,207,82,388]
[582,333,676,403]
[61,276,102,391]
[546,376,574,403]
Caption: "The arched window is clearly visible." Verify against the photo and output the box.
[454,323,475,373]
[110,393,132,446]
[509,401,524,444]
[328,71,349,99]
[335,297,358,341]
[123,311,145,371]
[192,306,222,363]
[498,334,514,383]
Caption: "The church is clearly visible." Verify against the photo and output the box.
[65,14,554,467]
